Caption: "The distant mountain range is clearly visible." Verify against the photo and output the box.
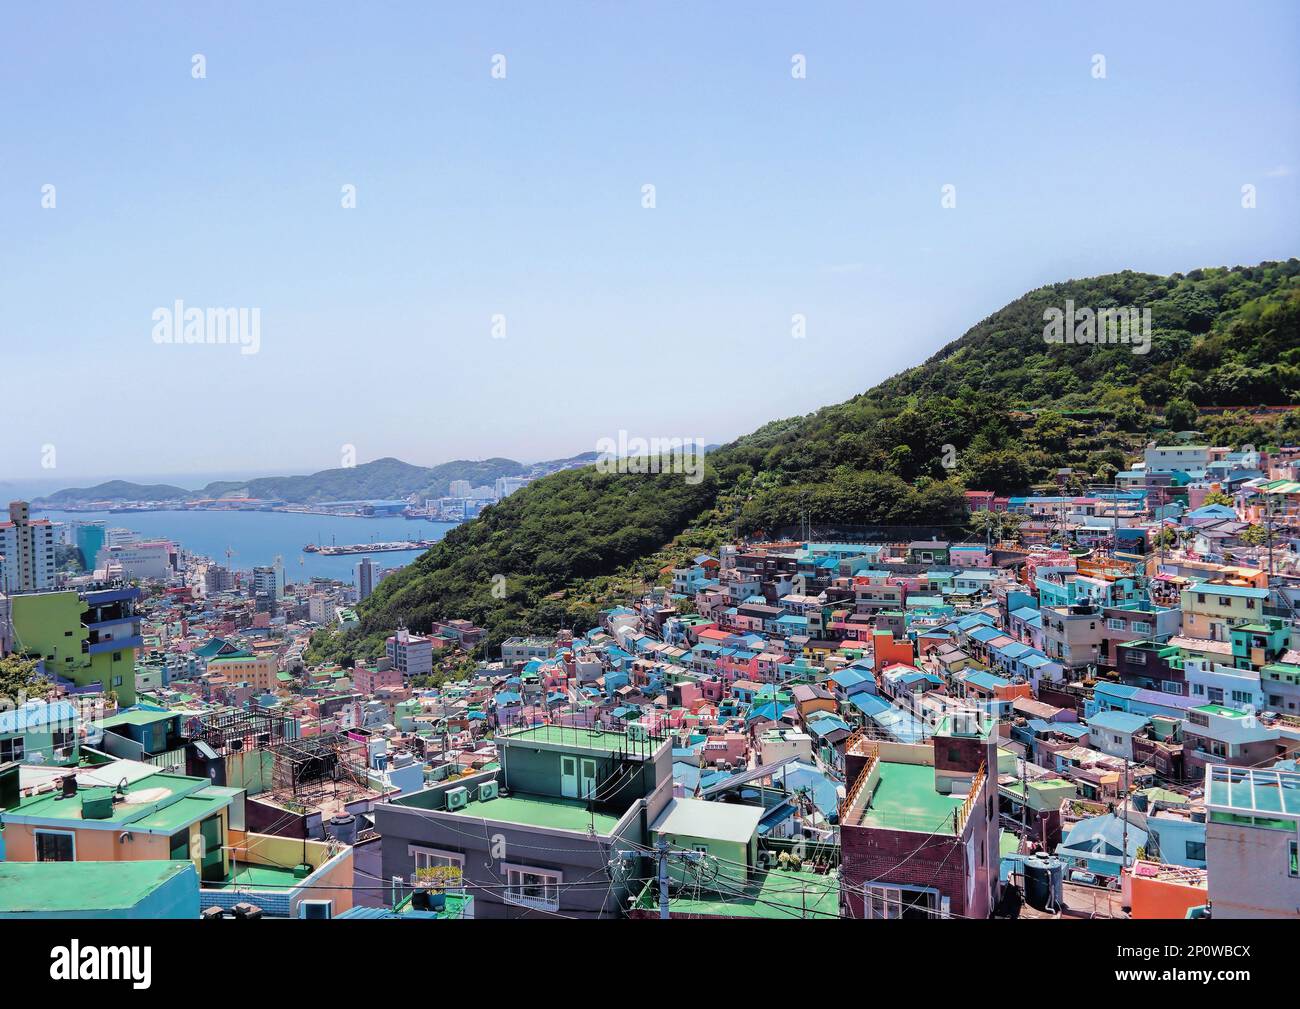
[34,453,602,507]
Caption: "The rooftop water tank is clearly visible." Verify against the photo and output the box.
[1022,854,1063,912]
[327,813,357,845]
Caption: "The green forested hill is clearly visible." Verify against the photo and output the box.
[308,259,1300,666]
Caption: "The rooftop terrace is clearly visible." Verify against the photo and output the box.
[443,791,622,834]
[4,772,227,833]
[0,860,195,915]
[849,760,965,834]
[498,722,666,759]
[208,861,306,890]
[632,868,840,919]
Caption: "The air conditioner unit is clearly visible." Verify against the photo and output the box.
[298,899,333,919]
[445,785,469,811]
[478,780,499,802]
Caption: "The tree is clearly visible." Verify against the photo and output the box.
[1164,397,1199,431]
[0,655,48,704]
[1202,491,1234,507]
[1241,524,1268,547]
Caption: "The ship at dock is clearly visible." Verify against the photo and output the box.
[301,539,436,556]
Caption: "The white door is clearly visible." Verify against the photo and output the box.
[561,755,578,798]
[580,758,598,798]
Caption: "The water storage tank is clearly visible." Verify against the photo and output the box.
[327,814,357,845]
[1022,854,1063,911]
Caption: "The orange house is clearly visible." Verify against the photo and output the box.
[871,630,915,674]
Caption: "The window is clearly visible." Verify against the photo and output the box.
[35,830,75,862]
[864,884,941,920]
[503,863,562,912]
[1186,840,1206,862]
[409,845,466,891]
[0,737,24,762]
[1290,841,1298,878]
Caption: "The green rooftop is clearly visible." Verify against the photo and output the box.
[3,771,228,833]
[633,868,839,919]
[1196,703,1247,718]
[856,761,965,834]
[209,861,307,890]
[0,860,196,914]
[443,792,621,834]
[499,724,661,756]
[95,708,177,729]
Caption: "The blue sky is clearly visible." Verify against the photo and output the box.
[2,1,1297,482]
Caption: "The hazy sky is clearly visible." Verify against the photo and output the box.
[3,1,1297,482]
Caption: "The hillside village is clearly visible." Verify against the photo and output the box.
[2,439,1300,920]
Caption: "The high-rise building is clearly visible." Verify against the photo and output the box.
[0,502,57,593]
[448,480,472,498]
[354,556,380,601]
[250,562,285,613]
[72,521,107,571]
[494,476,530,499]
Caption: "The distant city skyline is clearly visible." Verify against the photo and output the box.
[4,0,1297,481]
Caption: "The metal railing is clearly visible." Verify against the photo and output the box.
[837,739,879,823]
[955,762,987,835]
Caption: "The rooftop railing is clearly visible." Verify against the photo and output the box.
[955,762,987,835]
[837,738,879,824]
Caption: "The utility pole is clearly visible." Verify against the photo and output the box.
[1266,493,1275,582]
[657,837,671,920]
[1020,757,1029,839]
[1121,756,1130,871]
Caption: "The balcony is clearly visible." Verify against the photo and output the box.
[87,633,143,656]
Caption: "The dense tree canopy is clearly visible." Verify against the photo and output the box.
[309,260,1300,664]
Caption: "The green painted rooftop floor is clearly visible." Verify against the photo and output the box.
[446,792,621,834]
[209,861,306,889]
[501,724,652,754]
[0,860,194,913]
[857,761,965,834]
[635,869,840,919]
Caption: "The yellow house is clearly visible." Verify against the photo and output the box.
[1180,584,1269,641]
[206,652,278,692]
[0,762,233,883]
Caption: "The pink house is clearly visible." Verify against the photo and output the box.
[354,666,403,694]
[702,731,748,765]
[716,651,760,685]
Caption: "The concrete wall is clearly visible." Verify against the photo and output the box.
[1206,820,1300,918]
[375,798,647,919]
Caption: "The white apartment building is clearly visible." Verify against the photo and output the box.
[0,502,57,592]
[97,541,174,580]
[494,476,530,498]
[1143,444,1211,475]
[386,627,434,678]
[309,594,336,624]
